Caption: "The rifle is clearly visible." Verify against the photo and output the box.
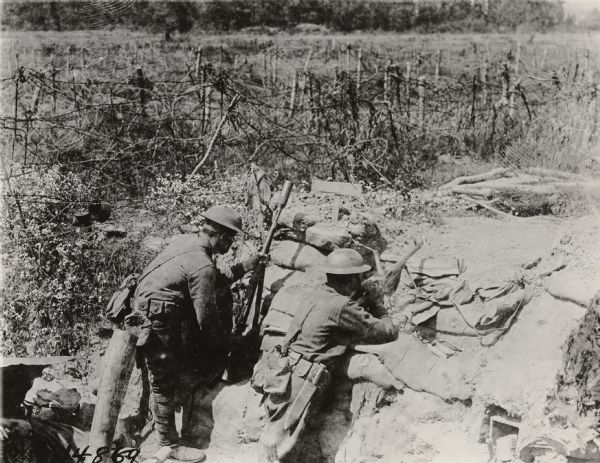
[232,180,293,336]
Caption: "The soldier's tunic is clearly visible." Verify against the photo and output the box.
[131,233,244,446]
[259,283,398,461]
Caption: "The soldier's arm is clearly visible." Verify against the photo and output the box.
[215,262,246,285]
[338,299,398,345]
[187,265,230,353]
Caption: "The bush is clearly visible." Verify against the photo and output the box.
[0,167,146,356]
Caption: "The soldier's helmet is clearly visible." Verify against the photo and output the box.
[321,248,371,275]
[202,205,244,235]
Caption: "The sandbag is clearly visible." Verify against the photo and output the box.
[547,271,599,308]
[518,425,600,462]
[270,241,326,271]
[374,334,476,401]
[304,225,352,252]
[277,209,322,232]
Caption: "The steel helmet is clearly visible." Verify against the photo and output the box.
[202,205,244,235]
[321,248,371,275]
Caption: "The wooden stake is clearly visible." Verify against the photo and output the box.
[288,70,298,118]
[384,60,391,101]
[481,55,488,105]
[418,75,424,130]
[356,48,362,94]
[346,48,350,73]
[434,50,441,90]
[272,47,278,85]
[405,61,411,119]
[189,94,240,180]
[509,42,521,117]
[195,46,202,79]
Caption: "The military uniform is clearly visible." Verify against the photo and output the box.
[259,282,398,461]
[130,233,245,446]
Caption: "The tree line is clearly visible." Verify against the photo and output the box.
[1,0,573,34]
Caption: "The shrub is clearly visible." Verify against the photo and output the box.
[0,167,145,356]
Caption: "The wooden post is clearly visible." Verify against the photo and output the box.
[52,65,57,113]
[481,54,488,105]
[434,49,441,90]
[195,46,202,79]
[393,64,400,111]
[356,48,362,95]
[418,75,424,130]
[346,47,350,74]
[509,42,521,117]
[264,51,269,88]
[273,46,278,85]
[384,60,391,102]
[405,61,411,119]
[288,70,298,118]
[87,330,138,463]
[540,48,547,69]
[12,73,19,161]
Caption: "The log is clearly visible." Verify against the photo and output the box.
[459,194,515,219]
[446,185,496,198]
[87,329,138,463]
[440,167,511,190]
[524,167,590,182]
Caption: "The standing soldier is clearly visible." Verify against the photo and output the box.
[127,205,263,448]
[256,248,401,462]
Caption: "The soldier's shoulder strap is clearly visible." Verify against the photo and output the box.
[281,293,321,353]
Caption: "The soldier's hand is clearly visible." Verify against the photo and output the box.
[242,252,269,273]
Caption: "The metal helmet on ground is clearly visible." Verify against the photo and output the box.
[321,248,371,275]
[202,205,244,235]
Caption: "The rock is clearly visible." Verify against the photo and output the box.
[304,225,352,252]
[270,241,326,271]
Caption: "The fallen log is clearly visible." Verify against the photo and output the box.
[446,186,496,198]
[440,167,511,190]
[524,167,590,182]
[459,194,515,219]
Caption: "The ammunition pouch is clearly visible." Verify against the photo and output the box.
[105,273,139,324]
[251,345,293,396]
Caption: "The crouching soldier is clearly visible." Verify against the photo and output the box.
[254,249,401,462]
[126,205,263,448]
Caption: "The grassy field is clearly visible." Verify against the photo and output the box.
[1,31,598,192]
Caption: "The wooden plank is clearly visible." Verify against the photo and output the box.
[311,179,362,197]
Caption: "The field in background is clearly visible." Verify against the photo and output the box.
[1,31,598,196]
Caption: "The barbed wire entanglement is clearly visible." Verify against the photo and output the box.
[1,35,598,204]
